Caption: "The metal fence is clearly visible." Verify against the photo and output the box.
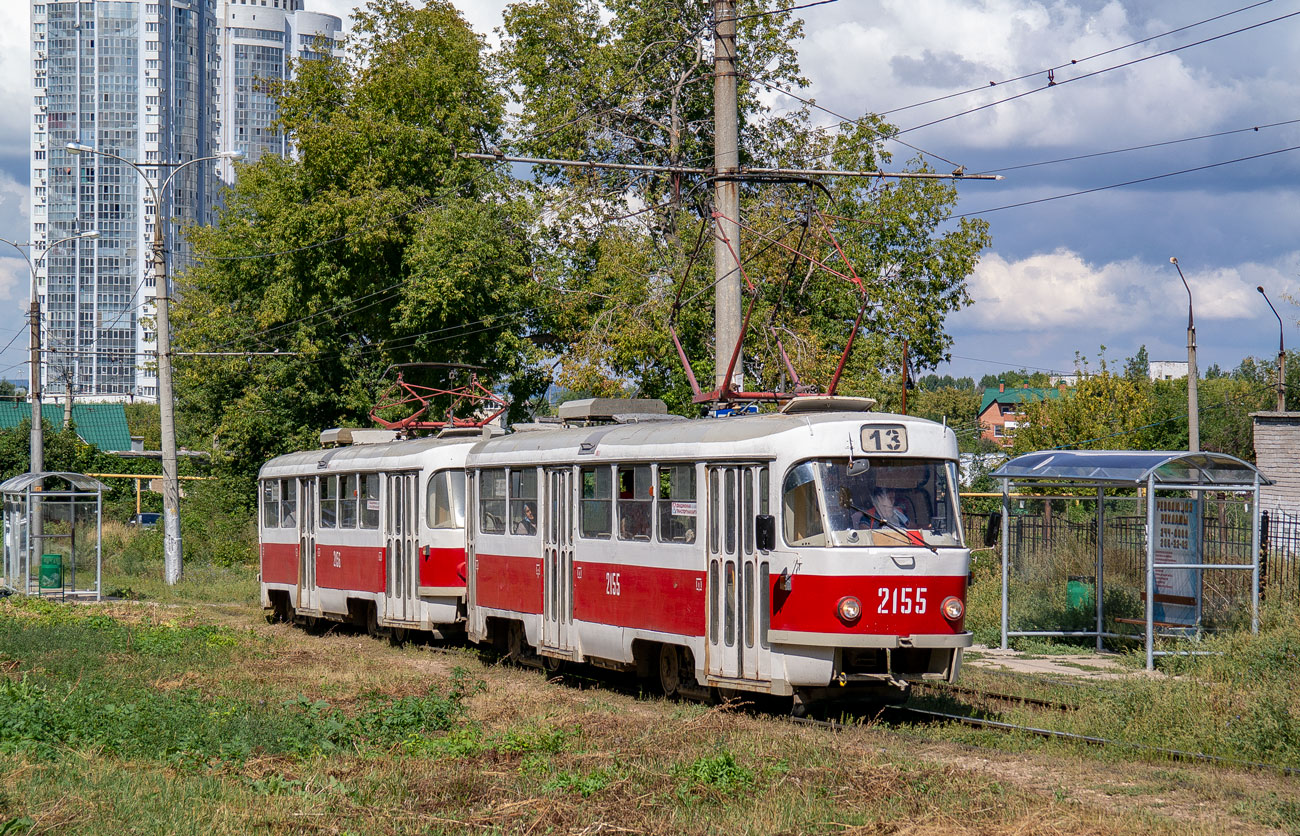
[962,497,1300,605]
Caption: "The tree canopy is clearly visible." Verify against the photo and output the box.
[175,0,994,476]
[177,0,546,478]
[496,0,990,405]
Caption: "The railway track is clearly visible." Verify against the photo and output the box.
[787,693,1300,778]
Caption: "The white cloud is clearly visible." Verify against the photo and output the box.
[798,0,1289,154]
[0,255,25,303]
[0,6,30,163]
[964,247,1300,335]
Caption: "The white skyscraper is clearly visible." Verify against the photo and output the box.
[28,0,341,403]
[217,0,342,180]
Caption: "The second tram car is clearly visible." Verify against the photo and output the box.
[259,431,479,637]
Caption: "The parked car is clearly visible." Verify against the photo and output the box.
[128,512,161,529]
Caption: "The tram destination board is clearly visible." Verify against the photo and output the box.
[861,424,908,453]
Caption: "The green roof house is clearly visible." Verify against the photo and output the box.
[0,402,132,452]
[978,383,1071,448]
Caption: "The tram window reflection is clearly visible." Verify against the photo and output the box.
[427,470,466,529]
[319,475,338,528]
[657,464,697,544]
[580,466,612,539]
[280,479,297,528]
[261,480,279,529]
[617,464,652,541]
[479,469,507,534]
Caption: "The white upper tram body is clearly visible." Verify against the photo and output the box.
[258,399,973,704]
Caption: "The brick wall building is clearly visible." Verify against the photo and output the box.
[1251,411,1300,512]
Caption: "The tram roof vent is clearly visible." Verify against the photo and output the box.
[508,422,557,433]
[435,426,492,439]
[320,427,400,446]
[779,395,879,415]
[557,398,672,426]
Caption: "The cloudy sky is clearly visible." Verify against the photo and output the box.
[2,0,1298,385]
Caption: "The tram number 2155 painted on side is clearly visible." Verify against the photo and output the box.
[605,572,622,596]
[878,586,927,614]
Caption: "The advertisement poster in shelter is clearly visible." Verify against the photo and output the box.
[1153,497,1201,626]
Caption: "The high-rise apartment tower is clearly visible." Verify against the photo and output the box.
[29,0,341,403]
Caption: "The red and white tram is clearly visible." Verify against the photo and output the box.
[259,397,972,709]
[463,396,969,708]
[259,430,479,637]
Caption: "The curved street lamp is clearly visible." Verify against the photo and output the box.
[0,230,100,477]
[65,142,241,585]
[1169,257,1199,452]
[1257,286,1286,412]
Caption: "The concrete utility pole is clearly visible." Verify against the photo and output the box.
[66,142,238,585]
[713,0,741,393]
[1258,286,1286,411]
[1170,257,1198,452]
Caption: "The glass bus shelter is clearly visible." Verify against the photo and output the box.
[1,472,107,601]
[990,451,1266,670]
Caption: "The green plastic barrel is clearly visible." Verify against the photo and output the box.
[39,554,63,591]
[1066,575,1095,610]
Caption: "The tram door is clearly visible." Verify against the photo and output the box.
[297,476,317,612]
[542,468,575,652]
[707,464,770,681]
[385,472,418,622]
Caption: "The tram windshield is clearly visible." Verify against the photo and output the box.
[782,458,963,548]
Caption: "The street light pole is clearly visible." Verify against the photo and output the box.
[1169,257,1198,452]
[1,230,101,477]
[66,143,238,584]
[1258,286,1286,412]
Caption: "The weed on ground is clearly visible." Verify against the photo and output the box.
[2,589,1298,834]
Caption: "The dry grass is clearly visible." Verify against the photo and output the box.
[2,598,1299,835]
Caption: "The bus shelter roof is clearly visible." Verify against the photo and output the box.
[990,450,1267,488]
[0,471,110,495]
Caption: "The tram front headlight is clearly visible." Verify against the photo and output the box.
[837,596,862,623]
[941,596,964,621]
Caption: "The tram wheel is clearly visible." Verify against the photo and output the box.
[506,621,527,664]
[657,644,682,697]
[364,604,390,640]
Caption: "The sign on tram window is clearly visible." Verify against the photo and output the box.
[860,424,908,453]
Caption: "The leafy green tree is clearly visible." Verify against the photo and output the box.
[977,369,1052,390]
[496,0,990,406]
[177,0,546,478]
[1010,369,1151,454]
[1123,344,1149,380]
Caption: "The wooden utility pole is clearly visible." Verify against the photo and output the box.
[713,0,741,393]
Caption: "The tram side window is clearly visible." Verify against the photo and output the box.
[280,479,297,528]
[479,469,507,533]
[319,475,338,528]
[657,464,697,544]
[359,473,380,530]
[340,474,359,528]
[427,470,466,529]
[580,466,612,539]
[261,480,279,529]
[510,468,538,535]
[782,462,824,546]
[617,465,652,541]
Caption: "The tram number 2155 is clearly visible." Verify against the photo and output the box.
[605,572,621,596]
[878,586,927,614]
